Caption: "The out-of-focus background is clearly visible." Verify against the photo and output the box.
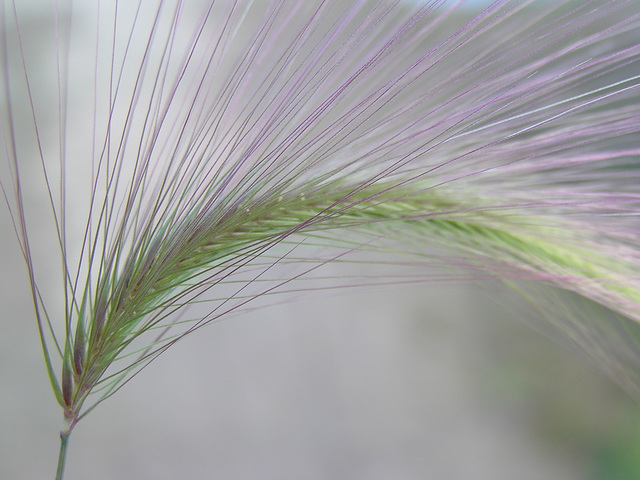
[3,252,640,479]
[2,1,640,479]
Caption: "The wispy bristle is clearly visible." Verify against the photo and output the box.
[1,0,639,442]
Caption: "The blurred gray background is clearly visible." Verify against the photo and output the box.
[2,1,640,479]
[3,233,640,479]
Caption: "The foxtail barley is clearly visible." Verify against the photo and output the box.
[1,0,639,477]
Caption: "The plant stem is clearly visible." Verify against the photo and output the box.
[55,433,69,480]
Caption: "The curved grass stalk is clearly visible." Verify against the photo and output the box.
[54,185,640,432]
[1,0,640,477]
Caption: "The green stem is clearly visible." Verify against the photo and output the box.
[55,433,70,480]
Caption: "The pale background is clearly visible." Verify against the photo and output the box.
[2,227,640,479]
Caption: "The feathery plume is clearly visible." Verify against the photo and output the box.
[1,0,639,477]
